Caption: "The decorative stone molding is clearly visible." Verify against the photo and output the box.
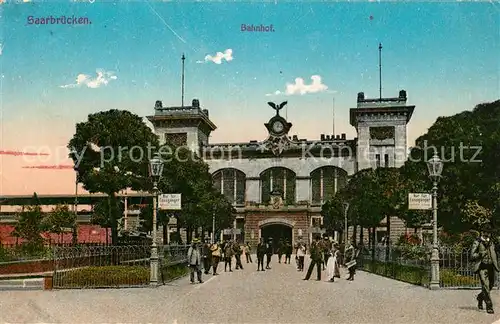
[258,218,296,228]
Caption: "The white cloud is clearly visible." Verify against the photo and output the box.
[197,49,233,64]
[266,75,330,96]
[0,43,3,55]
[60,69,117,89]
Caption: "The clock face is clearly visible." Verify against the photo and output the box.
[272,121,284,133]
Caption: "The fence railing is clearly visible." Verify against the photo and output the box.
[358,245,496,289]
[51,244,190,289]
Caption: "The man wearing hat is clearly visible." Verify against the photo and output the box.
[187,238,203,284]
[471,223,499,314]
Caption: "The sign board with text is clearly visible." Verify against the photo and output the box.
[408,193,432,210]
[223,228,242,235]
[158,194,181,210]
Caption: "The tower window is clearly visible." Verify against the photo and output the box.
[384,154,389,168]
[376,154,381,168]
[165,133,187,146]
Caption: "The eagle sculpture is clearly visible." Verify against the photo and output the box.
[267,101,288,114]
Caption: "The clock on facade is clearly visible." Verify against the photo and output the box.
[272,120,284,133]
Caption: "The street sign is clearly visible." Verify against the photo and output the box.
[223,228,242,235]
[408,193,432,210]
[158,194,181,210]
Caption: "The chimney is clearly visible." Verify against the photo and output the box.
[335,135,340,140]
[292,135,298,141]
[357,92,365,102]
[341,133,346,140]
[399,90,407,100]
[155,100,162,109]
[325,135,330,140]
[320,134,325,141]
[192,99,200,107]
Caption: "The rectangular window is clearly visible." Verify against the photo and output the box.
[376,154,381,168]
[384,154,389,168]
[165,133,187,146]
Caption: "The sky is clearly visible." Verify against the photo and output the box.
[0,0,499,195]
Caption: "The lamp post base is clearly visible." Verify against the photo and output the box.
[429,248,440,290]
[150,245,159,287]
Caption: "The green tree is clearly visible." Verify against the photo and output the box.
[68,110,159,245]
[403,100,500,233]
[43,205,77,244]
[12,194,45,249]
[321,194,346,237]
[341,169,386,245]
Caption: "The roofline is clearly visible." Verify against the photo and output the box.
[349,105,415,127]
[146,114,217,131]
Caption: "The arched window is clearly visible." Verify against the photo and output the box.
[310,167,348,204]
[212,168,246,205]
[260,167,296,205]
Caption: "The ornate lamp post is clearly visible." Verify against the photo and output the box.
[427,152,443,290]
[70,149,79,246]
[149,154,164,286]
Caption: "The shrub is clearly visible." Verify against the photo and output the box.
[55,264,189,288]
[57,266,149,288]
[440,269,480,287]
[361,260,429,286]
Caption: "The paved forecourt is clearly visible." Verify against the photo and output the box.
[1,255,499,323]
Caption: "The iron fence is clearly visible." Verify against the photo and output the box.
[439,247,499,289]
[51,244,190,289]
[358,245,498,289]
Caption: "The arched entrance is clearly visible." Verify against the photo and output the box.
[259,218,295,251]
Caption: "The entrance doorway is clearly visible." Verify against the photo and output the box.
[261,224,292,251]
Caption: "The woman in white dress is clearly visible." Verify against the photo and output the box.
[326,244,341,282]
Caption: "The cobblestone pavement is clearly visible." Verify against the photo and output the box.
[1,255,500,323]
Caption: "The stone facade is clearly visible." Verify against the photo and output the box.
[147,92,415,246]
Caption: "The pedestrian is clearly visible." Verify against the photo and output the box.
[187,238,203,284]
[224,240,234,272]
[296,242,306,271]
[245,242,253,263]
[265,238,274,269]
[303,236,322,281]
[320,235,331,270]
[277,238,284,263]
[257,237,266,271]
[234,241,244,270]
[344,239,357,281]
[326,243,341,282]
[471,223,499,314]
[284,240,292,264]
[202,238,212,275]
[210,240,221,275]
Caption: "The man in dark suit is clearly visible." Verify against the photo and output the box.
[257,238,266,271]
[471,223,499,314]
[303,236,322,281]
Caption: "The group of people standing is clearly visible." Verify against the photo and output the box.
[187,235,360,285]
[187,238,252,283]
[301,235,360,282]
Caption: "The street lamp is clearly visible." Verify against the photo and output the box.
[427,152,443,290]
[70,148,79,246]
[343,202,350,244]
[149,154,164,286]
[212,211,216,244]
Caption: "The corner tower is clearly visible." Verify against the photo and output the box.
[146,99,217,152]
[350,90,415,170]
